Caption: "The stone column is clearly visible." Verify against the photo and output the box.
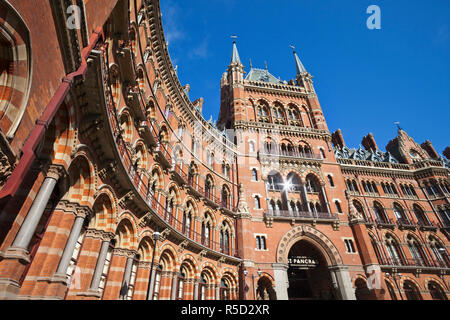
[215,284,220,300]
[170,272,178,300]
[147,265,157,300]
[328,265,356,300]
[272,263,289,300]
[193,280,199,300]
[301,183,311,213]
[119,256,134,299]
[89,239,111,291]
[321,186,331,213]
[10,166,63,252]
[54,208,90,277]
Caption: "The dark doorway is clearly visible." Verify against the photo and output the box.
[287,240,336,300]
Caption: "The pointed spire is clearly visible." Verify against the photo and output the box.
[291,45,307,75]
[231,37,241,65]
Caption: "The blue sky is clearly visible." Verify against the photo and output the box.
[160,0,450,154]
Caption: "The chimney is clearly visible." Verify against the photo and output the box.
[362,133,378,152]
[331,129,345,149]
[421,140,439,159]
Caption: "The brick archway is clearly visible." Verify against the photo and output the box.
[276,225,343,266]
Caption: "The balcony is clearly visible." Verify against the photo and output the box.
[170,163,188,185]
[417,219,439,231]
[126,85,145,120]
[154,142,172,168]
[187,180,203,198]
[375,217,396,229]
[137,121,157,147]
[380,257,449,270]
[116,41,135,84]
[259,150,322,161]
[396,218,417,230]
[203,192,221,209]
[265,209,338,223]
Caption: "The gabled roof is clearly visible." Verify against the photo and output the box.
[245,68,283,84]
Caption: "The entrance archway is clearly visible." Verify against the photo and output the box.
[287,240,336,300]
[275,225,356,300]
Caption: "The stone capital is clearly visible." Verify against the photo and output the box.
[45,164,66,180]
[85,229,115,242]
[113,248,137,259]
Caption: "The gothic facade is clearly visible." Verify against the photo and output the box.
[0,0,448,300]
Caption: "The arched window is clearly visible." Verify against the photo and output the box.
[152,265,163,300]
[255,196,261,209]
[220,221,231,255]
[385,234,404,265]
[385,281,397,300]
[0,1,32,138]
[429,236,448,267]
[268,172,283,191]
[403,281,422,300]
[428,281,448,300]
[249,141,255,153]
[205,176,214,200]
[252,169,258,181]
[393,203,407,223]
[335,201,342,213]
[183,202,194,237]
[372,202,387,223]
[306,176,319,193]
[406,235,426,266]
[413,205,428,226]
[199,273,207,300]
[353,200,367,221]
[221,185,230,209]
[201,213,213,248]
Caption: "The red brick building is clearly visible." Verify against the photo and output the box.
[0,0,448,300]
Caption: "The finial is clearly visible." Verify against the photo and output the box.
[395,121,402,131]
[290,44,296,53]
[231,35,238,43]
[264,61,268,71]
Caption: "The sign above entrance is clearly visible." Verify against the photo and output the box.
[288,256,319,269]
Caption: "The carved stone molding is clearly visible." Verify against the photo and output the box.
[178,240,189,253]
[198,250,207,261]
[113,248,137,259]
[85,229,114,242]
[159,228,171,242]
[138,212,154,228]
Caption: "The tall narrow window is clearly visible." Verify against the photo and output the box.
[327,175,334,187]
[255,196,261,209]
[252,169,258,181]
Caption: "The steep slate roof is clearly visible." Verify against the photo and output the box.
[334,146,400,164]
[245,68,284,84]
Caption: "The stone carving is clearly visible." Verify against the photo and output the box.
[0,151,14,188]
[138,212,153,228]
[159,228,171,242]
[347,197,364,223]
[178,240,189,253]
[236,183,250,216]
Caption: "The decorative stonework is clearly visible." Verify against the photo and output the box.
[276,225,342,266]
[177,240,189,253]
